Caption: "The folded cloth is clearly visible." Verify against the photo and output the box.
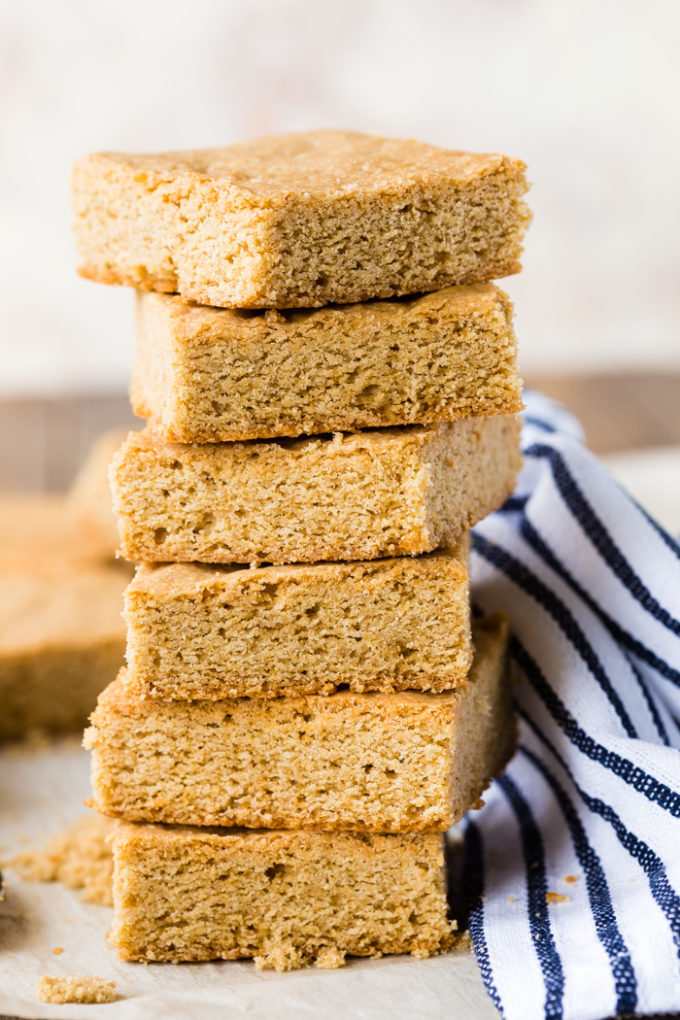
[466,390,680,1020]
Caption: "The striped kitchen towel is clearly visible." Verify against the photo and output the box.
[466,390,680,1020]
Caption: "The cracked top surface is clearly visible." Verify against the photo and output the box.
[84,130,525,202]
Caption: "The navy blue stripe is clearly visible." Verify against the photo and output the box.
[472,532,639,738]
[498,622,680,818]
[518,745,638,1014]
[628,659,672,747]
[462,820,504,1015]
[519,516,680,690]
[522,414,558,434]
[524,443,680,637]
[520,710,680,957]
[521,393,581,436]
[631,495,680,562]
[497,774,565,1019]
[510,632,680,816]
[498,494,530,514]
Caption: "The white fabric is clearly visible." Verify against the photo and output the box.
[466,390,680,1019]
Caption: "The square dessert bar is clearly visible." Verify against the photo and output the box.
[0,494,115,573]
[85,615,515,833]
[123,543,471,700]
[68,428,130,556]
[1,565,128,739]
[110,824,456,968]
[110,415,521,565]
[72,130,530,309]
[0,494,129,738]
[132,284,522,442]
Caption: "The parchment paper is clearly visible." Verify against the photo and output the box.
[0,739,497,1020]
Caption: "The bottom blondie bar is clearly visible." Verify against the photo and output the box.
[110,824,456,968]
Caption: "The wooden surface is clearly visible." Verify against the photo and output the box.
[1,372,679,495]
[526,371,680,455]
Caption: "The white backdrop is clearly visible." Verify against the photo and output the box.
[1,0,679,395]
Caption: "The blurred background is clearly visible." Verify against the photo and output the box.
[0,0,679,517]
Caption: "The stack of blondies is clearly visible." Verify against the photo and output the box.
[75,131,530,970]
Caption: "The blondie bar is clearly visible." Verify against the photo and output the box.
[0,494,114,572]
[1,564,128,739]
[72,131,530,309]
[86,616,514,832]
[69,429,129,556]
[110,824,455,967]
[131,285,522,442]
[123,543,471,699]
[111,416,521,565]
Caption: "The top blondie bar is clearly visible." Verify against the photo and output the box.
[72,130,530,309]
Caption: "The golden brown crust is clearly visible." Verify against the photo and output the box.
[83,133,522,198]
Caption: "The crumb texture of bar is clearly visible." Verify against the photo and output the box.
[73,131,530,309]
[8,813,115,906]
[131,285,522,442]
[110,824,455,967]
[36,975,116,1004]
[86,616,515,832]
[123,544,471,699]
[110,416,521,565]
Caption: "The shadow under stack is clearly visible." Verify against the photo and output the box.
[74,130,529,970]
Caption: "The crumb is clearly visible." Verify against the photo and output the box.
[8,813,114,906]
[36,976,116,1004]
[315,946,347,969]
[453,930,473,951]
[546,891,570,904]
[52,946,64,955]
[471,797,486,810]
[254,944,305,972]
[507,894,516,903]
[563,875,579,883]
